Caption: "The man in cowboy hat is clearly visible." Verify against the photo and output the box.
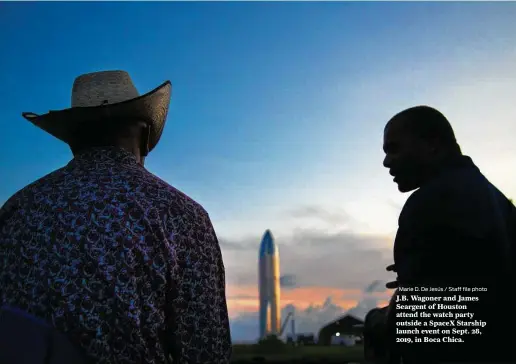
[381,106,515,363]
[0,71,232,363]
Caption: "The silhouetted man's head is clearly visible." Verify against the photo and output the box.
[68,117,151,166]
[383,106,461,193]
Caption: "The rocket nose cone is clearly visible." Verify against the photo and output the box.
[263,229,273,240]
[259,230,277,256]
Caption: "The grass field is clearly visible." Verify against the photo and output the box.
[231,344,364,363]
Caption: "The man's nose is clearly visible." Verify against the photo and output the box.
[383,155,391,168]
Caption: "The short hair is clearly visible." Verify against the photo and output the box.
[387,106,458,147]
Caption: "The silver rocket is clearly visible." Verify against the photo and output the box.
[259,229,281,339]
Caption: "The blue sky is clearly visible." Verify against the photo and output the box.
[1,2,516,341]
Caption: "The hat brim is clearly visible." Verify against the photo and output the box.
[22,81,172,152]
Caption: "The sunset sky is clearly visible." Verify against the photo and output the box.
[1,2,515,342]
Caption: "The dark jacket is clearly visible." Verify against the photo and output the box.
[388,156,515,363]
[364,307,390,363]
[0,306,89,364]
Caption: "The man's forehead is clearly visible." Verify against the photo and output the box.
[385,117,406,133]
[385,117,412,139]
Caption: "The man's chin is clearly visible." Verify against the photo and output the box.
[396,181,418,193]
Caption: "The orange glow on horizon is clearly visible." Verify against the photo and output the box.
[226,284,392,318]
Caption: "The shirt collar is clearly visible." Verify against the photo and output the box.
[72,147,140,167]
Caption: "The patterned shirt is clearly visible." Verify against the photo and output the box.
[0,147,232,363]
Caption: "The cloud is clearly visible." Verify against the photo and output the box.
[280,274,297,289]
[220,226,394,290]
[283,205,375,233]
[345,294,386,322]
[287,205,352,226]
[230,281,392,343]
[230,296,347,342]
[230,311,261,343]
[230,294,258,300]
[363,280,386,294]
[218,237,255,251]
[386,199,403,213]
[221,204,396,341]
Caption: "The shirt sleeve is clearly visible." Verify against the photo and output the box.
[163,209,232,363]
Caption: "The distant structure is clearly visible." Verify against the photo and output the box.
[318,314,364,345]
[258,230,281,338]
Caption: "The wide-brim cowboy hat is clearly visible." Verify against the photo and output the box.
[22,70,172,152]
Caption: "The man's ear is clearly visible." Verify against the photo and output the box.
[419,137,438,157]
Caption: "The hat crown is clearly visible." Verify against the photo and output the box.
[71,70,140,108]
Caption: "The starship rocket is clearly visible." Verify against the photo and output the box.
[259,230,281,339]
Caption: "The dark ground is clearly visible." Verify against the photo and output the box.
[231,344,364,363]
